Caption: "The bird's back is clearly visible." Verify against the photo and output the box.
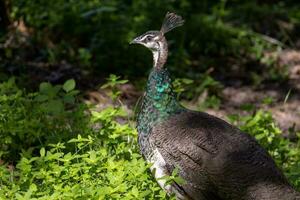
[149,110,298,200]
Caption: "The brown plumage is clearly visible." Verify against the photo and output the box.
[150,111,299,199]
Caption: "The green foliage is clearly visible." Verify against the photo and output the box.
[158,167,186,187]
[78,48,92,67]
[172,78,194,99]
[0,78,177,199]
[101,74,128,101]
[0,78,85,161]
[196,74,223,95]
[173,73,223,102]
[199,95,221,110]
[0,115,165,199]
[63,79,76,93]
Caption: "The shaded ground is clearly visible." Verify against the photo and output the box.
[194,50,300,134]
[206,50,300,132]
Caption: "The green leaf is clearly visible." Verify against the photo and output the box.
[46,100,64,114]
[63,79,76,92]
[40,147,46,157]
[131,186,139,197]
[34,94,48,102]
[68,90,80,96]
[173,176,186,184]
[63,95,75,104]
[29,183,37,192]
[39,82,52,94]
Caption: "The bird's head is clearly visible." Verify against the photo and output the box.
[130,30,162,51]
[130,12,184,54]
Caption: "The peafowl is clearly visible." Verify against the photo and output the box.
[131,12,300,200]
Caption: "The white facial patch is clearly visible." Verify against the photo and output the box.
[153,35,160,41]
[139,34,155,42]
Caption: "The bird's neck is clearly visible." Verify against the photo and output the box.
[137,68,183,137]
[152,38,168,69]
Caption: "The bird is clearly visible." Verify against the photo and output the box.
[131,12,300,200]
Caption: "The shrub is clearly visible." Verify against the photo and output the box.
[0,109,170,199]
[0,78,87,162]
[0,78,174,199]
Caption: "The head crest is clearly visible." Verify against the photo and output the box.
[160,12,184,34]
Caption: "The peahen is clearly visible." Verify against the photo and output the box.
[131,12,300,200]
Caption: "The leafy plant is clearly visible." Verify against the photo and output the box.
[0,78,177,199]
[158,167,186,187]
[195,74,223,95]
[0,78,85,161]
[101,74,128,101]
[199,95,221,110]
[172,78,194,99]
[78,48,92,67]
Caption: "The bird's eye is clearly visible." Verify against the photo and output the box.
[145,36,152,42]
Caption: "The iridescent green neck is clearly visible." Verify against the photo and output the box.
[137,68,183,136]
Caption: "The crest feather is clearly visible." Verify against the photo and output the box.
[160,12,184,34]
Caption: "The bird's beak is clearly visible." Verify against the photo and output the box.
[130,37,140,45]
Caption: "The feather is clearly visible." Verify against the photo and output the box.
[160,12,185,34]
